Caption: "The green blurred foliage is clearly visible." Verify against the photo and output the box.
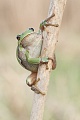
[0,0,80,120]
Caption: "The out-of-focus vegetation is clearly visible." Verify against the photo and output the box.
[0,0,80,120]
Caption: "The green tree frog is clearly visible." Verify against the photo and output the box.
[16,13,58,95]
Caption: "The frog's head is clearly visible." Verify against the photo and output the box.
[16,28,34,44]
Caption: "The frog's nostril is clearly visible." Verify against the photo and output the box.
[16,35,20,40]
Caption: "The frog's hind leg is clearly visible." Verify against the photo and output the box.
[26,72,45,95]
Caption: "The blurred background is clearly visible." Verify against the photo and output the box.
[0,0,80,120]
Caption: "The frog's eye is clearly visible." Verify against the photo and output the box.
[29,28,34,31]
[16,35,21,40]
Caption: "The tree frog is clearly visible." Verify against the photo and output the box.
[16,13,58,95]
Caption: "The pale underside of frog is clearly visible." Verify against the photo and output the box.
[16,13,58,95]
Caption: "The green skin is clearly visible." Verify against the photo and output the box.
[16,13,58,95]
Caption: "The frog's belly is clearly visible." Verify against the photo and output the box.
[17,48,38,72]
[21,60,38,72]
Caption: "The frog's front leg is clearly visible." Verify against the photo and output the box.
[25,50,49,64]
[26,72,45,95]
[40,13,59,32]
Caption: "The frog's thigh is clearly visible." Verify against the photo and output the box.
[26,72,37,86]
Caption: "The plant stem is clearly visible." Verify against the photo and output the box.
[30,0,67,120]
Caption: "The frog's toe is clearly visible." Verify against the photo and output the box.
[31,85,45,95]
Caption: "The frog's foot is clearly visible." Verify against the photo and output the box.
[48,55,56,70]
[31,85,45,95]
[39,56,56,70]
[26,73,45,95]
[40,13,59,31]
